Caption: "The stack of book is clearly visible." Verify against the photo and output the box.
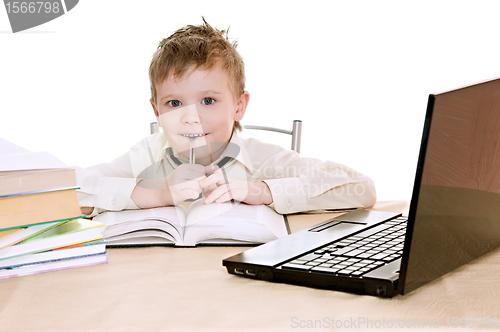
[0,141,107,279]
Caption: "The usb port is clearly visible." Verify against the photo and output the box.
[234,268,244,275]
[246,269,257,276]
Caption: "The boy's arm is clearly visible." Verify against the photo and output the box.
[75,165,139,217]
[80,178,189,214]
[76,148,207,215]
[130,181,173,208]
[74,151,140,217]
[245,142,376,214]
[263,170,376,214]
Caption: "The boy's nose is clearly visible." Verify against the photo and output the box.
[180,104,201,124]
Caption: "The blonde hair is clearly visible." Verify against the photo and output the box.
[149,18,245,132]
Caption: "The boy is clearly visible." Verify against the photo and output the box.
[77,19,376,217]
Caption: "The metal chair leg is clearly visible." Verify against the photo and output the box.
[291,120,302,153]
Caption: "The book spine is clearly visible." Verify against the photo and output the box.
[0,254,107,280]
[0,186,80,199]
[0,251,107,270]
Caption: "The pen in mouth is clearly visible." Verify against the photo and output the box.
[189,137,195,164]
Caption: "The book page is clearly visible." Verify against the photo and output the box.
[182,200,287,246]
[104,232,177,245]
[0,151,68,172]
[0,138,29,155]
[94,205,187,244]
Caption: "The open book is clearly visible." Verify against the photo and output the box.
[93,200,290,246]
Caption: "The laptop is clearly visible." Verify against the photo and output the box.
[223,77,500,297]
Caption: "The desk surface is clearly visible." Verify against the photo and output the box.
[1,201,500,331]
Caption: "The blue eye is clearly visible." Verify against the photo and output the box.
[202,97,215,105]
[168,100,182,107]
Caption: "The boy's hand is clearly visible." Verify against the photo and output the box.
[199,166,273,205]
[166,164,206,205]
[132,164,206,208]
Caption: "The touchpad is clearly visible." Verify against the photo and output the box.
[309,220,367,232]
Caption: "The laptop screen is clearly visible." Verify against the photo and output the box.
[399,78,500,294]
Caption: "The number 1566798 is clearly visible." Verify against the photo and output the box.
[5,2,61,14]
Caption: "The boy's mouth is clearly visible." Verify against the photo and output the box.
[181,133,207,139]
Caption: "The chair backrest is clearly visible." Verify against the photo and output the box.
[149,120,302,153]
[243,120,302,153]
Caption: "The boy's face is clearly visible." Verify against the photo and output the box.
[152,64,249,164]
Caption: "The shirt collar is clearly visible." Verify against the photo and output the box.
[152,132,254,173]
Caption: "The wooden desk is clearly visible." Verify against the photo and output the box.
[1,201,499,331]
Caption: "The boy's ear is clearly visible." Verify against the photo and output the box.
[150,99,161,127]
[234,91,250,122]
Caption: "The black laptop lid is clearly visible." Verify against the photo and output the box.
[399,78,500,294]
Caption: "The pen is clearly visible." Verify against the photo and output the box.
[189,137,195,164]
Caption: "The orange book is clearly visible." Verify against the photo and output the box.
[0,189,82,231]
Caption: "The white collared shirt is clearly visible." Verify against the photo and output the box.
[74,132,376,216]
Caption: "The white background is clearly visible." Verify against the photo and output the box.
[1,0,500,200]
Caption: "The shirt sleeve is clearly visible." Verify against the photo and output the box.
[246,140,376,214]
[73,151,139,217]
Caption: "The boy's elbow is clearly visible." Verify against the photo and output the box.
[359,177,377,209]
[80,206,94,215]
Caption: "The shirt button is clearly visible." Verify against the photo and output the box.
[111,197,118,205]
[287,202,292,209]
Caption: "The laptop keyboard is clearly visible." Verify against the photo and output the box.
[280,216,408,277]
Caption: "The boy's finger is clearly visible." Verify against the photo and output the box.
[202,187,214,197]
[203,184,228,204]
[198,171,223,188]
[204,164,220,174]
[214,192,234,204]
[185,189,201,200]
[192,175,207,182]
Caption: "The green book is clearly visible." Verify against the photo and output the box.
[0,219,104,261]
[0,220,70,250]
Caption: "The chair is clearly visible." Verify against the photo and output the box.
[243,120,302,153]
[149,119,302,153]
[150,122,160,135]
